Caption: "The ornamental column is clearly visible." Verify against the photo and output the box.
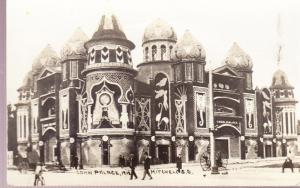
[120,104,129,129]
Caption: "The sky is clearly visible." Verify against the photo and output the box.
[6,0,300,117]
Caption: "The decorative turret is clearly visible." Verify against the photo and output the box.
[31,44,60,75]
[171,30,206,62]
[271,67,297,144]
[171,30,206,83]
[61,27,88,61]
[224,42,253,71]
[17,71,32,102]
[141,19,177,63]
[60,28,88,88]
[271,69,295,100]
[29,44,60,94]
[80,12,137,132]
[83,12,135,73]
[271,69,293,90]
[224,42,253,90]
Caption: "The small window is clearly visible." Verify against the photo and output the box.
[33,118,36,132]
[109,49,116,62]
[152,45,157,61]
[161,45,166,60]
[95,50,102,63]
[145,47,149,62]
[70,61,78,79]
[62,63,67,80]
[169,46,173,58]
[19,116,22,138]
[65,110,69,129]
[24,116,27,138]
[123,51,128,64]
[275,90,280,98]
[62,111,64,129]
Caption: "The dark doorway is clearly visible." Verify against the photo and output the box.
[215,139,229,159]
[282,144,287,157]
[43,129,57,163]
[102,142,109,165]
[265,145,272,158]
[158,145,169,164]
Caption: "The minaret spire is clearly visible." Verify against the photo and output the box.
[276,14,283,68]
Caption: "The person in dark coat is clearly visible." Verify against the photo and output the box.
[216,152,223,167]
[142,152,153,180]
[176,154,182,172]
[129,153,138,180]
[73,156,79,170]
[282,154,294,173]
[119,155,125,168]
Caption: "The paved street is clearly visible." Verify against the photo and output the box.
[7,158,300,186]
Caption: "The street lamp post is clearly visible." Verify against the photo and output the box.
[79,139,83,169]
[208,61,219,174]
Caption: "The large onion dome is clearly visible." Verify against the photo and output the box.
[85,13,134,49]
[143,18,177,44]
[224,42,253,71]
[61,27,88,61]
[31,44,60,74]
[271,69,293,89]
[171,30,206,62]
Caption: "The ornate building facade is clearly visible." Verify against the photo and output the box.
[13,13,299,167]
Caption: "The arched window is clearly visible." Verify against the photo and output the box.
[65,110,69,129]
[19,116,22,138]
[24,116,27,138]
[145,47,149,62]
[61,111,64,129]
[169,45,173,58]
[62,63,67,80]
[161,45,166,60]
[152,45,157,61]
[33,118,36,132]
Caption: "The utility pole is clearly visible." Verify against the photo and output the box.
[208,61,219,174]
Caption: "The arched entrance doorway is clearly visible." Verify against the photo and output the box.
[214,125,241,159]
[156,139,170,164]
[42,128,57,163]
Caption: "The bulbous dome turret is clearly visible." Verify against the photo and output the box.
[171,30,206,62]
[143,19,177,44]
[32,44,60,74]
[271,69,293,89]
[224,42,253,71]
[85,13,135,50]
[61,27,88,61]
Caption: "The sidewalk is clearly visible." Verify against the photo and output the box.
[67,156,300,172]
[7,156,300,172]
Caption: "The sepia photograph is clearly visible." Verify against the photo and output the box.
[5,0,300,186]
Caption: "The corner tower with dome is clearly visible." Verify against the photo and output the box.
[11,12,299,168]
[270,68,298,156]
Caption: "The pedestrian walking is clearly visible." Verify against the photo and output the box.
[119,155,125,168]
[176,154,182,172]
[216,152,223,167]
[73,156,79,170]
[33,162,46,186]
[282,150,294,173]
[142,152,153,180]
[129,153,138,180]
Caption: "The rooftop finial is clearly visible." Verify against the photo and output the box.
[103,0,114,17]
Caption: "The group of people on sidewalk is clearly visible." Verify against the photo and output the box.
[128,152,153,180]
[127,152,184,180]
